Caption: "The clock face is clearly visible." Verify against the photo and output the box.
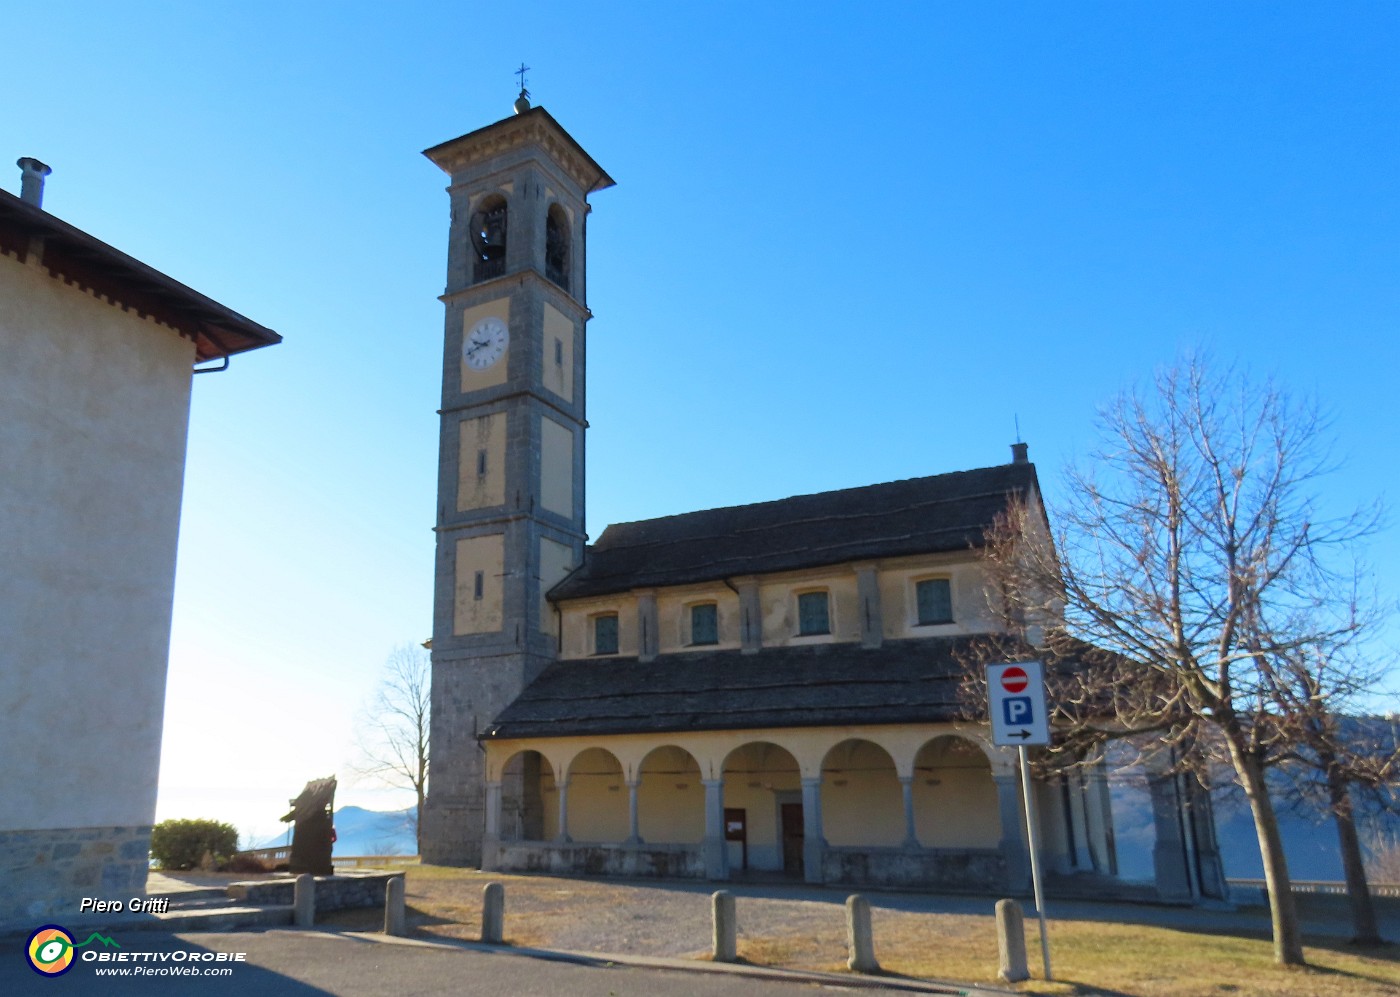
[463,315,509,370]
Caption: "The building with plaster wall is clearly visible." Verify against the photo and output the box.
[0,165,280,926]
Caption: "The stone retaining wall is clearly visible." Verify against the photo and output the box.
[822,846,1007,891]
[493,842,706,879]
[227,872,399,911]
[0,825,150,926]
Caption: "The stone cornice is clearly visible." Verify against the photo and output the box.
[424,106,615,195]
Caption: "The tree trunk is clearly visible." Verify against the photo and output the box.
[1225,735,1305,965]
[1326,761,1381,945]
[415,788,425,857]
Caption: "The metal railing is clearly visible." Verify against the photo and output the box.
[1227,878,1400,900]
[231,848,420,870]
[335,855,422,869]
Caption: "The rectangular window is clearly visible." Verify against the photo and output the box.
[916,578,953,625]
[594,614,619,655]
[476,449,488,477]
[690,603,718,645]
[554,337,564,365]
[797,591,830,636]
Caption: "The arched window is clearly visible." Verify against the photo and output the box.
[470,194,507,283]
[545,203,570,291]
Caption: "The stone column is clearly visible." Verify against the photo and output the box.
[995,772,1030,893]
[735,577,762,655]
[801,776,825,885]
[555,777,571,844]
[636,589,659,662]
[1147,765,1192,902]
[854,563,883,649]
[482,780,502,870]
[625,779,642,845]
[702,778,728,880]
[899,775,919,849]
[1186,777,1228,900]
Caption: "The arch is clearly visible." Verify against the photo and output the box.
[566,747,627,842]
[545,202,571,291]
[721,741,802,873]
[820,738,902,847]
[499,749,555,841]
[637,745,704,843]
[471,193,508,283]
[912,734,999,847]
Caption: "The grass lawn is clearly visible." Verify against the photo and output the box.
[330,866,1400,997]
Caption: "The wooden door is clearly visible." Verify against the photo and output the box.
[780,803,804,877]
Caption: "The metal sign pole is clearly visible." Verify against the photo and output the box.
[1019,744,1052,982]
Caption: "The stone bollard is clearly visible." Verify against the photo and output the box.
[383,876,406,936]
[711,890,737,962]
[293,874,315,928]
[996,898,1029,983]
[481,881,505,944]
[845,893,880,973]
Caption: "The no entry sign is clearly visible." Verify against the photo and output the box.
[987,661,1049,747]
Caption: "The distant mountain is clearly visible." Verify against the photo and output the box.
[251,806,416,856]
[330,805,416,856]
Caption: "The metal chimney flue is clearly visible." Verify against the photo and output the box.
[17,157,52,208]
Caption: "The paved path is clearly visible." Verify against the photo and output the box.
[4,929,1008,997]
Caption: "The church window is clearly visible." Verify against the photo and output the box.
[690,603,718,646]
[554,337,563,366]
[545,203,570,291]
[916,578,953,625]
[470,194,507,283]
[797,591,830,636]
[593,613,619,655]
[473,571,484,600]
[476,449,487,477]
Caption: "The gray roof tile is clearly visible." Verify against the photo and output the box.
[551,462,1038,600]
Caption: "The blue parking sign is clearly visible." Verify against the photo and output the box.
[987,661,1050,746]
[1003,696,1033,726]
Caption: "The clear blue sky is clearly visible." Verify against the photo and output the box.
[9,2,1397,845]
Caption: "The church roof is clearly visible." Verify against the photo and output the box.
[551,461,1040,600]
[483,635,985,740]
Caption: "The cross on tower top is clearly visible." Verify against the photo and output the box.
[515,63,531,97]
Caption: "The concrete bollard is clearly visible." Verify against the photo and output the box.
[996,898,1029,983]
[383,876,406,936]
[481,881,505,944]
[293,874,315,928]
[711,890,737,962]
[845,893,880,973]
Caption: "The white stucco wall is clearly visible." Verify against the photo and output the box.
[0,252,195,832]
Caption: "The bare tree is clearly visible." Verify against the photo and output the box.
[354,644,430,855]
[1267,644,1398,946]
[982,357,1380,966]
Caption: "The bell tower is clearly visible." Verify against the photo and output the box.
[421,97,613,866]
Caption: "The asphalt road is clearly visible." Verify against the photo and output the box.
[7,929,948,997]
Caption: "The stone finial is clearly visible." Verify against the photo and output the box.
[514,89,531,114]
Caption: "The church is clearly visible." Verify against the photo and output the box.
[419,98,1224,902]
